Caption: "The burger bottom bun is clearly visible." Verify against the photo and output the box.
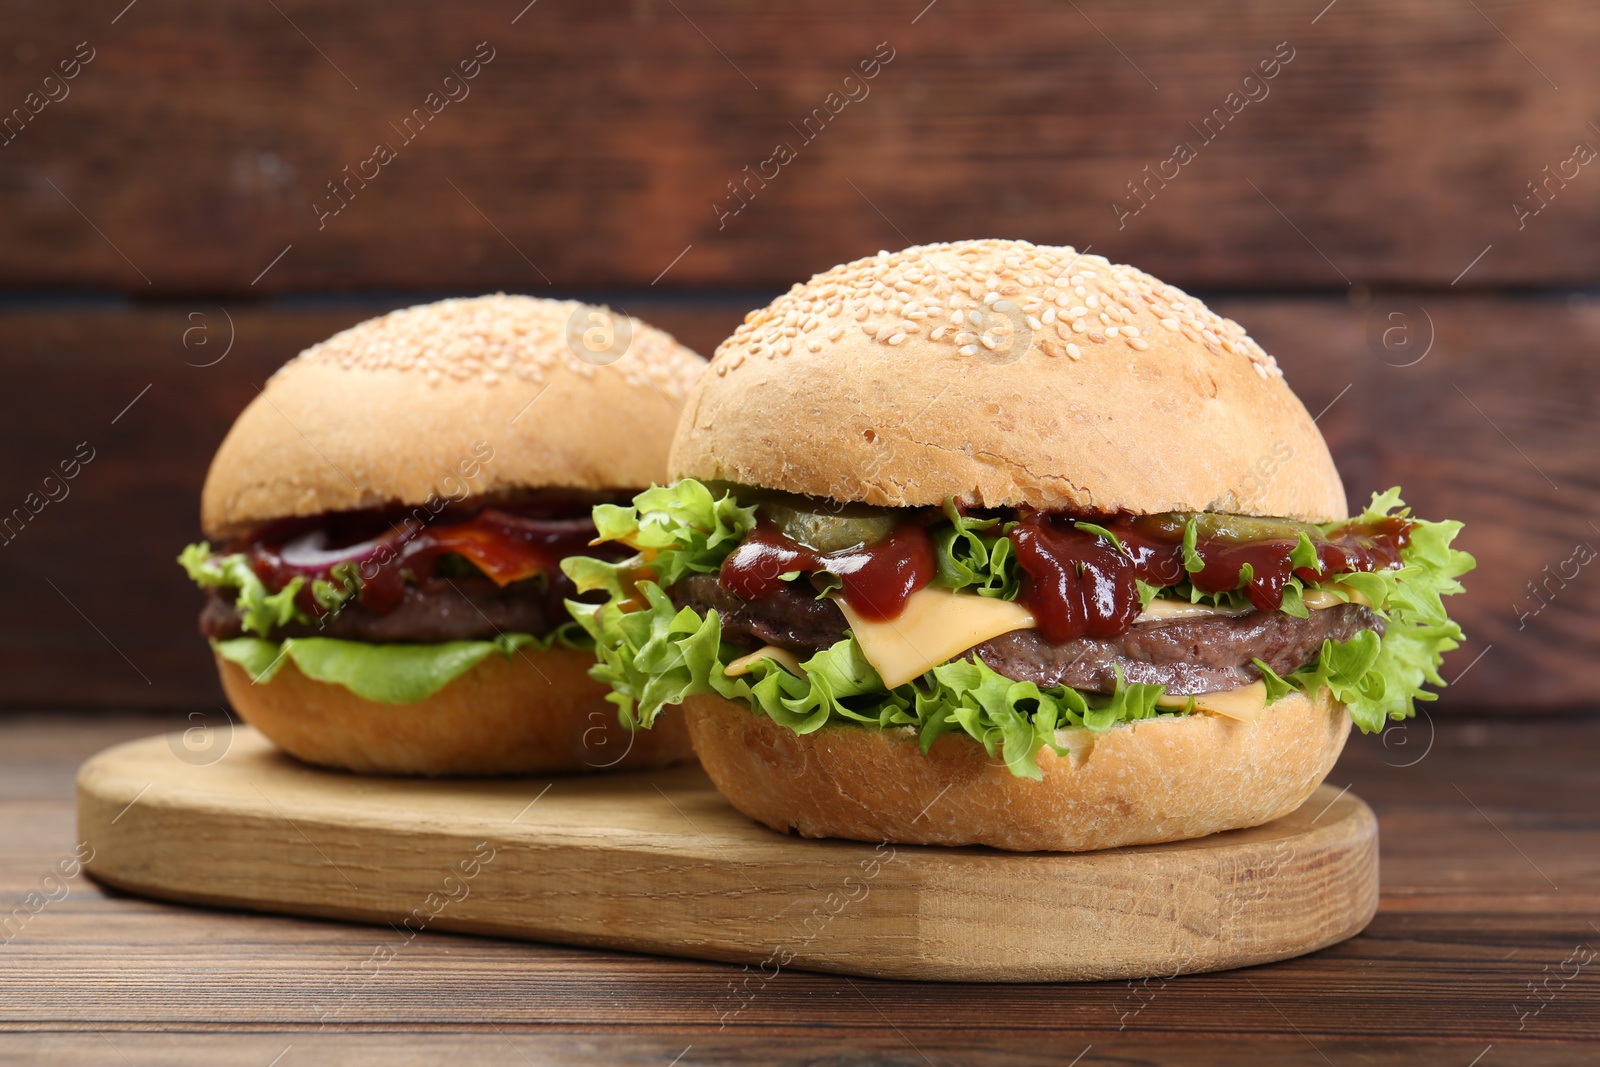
[216,646,695,777]
[682,689,1350,852]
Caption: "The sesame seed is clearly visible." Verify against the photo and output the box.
[1066,342,1082,359]
[288,293,701,398]
[1130,337,1150,350]
[700,238,1284,381]
[959,344,980,356]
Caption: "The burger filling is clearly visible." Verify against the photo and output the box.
[179,494,631,703]
[564,481,1473,778]
[668,572,1381,695]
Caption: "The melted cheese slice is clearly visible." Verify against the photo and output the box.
[1138,587,1369,621]
[1156,680,1270,721]
[835,587,1037,689]
[1135,598,1249,623]
[1303,586,1370,609]
[724,645,808,679]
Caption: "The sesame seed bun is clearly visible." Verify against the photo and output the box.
[217,647,695,776]
[197,295,704,776]
[669,239,1346,521]
[202,295,705,540]
[681,689,1350,852]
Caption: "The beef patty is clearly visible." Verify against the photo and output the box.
[200,574,582,644]
[668,573,1382,695]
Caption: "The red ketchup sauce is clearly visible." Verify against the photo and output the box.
[1009,512,1412,644]
[241,503,617,617]
[718,520,936,621]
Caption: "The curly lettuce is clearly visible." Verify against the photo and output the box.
[179,543,359,636]
[180,542,588,703]
[589,480,758,588]
[565,581,1173,781]
[930,501,1020,599]
[563,480,1473,776]
[1259,489,1474,732]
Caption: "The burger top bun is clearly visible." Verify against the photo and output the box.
[201,295,705,539]
[670,239,1347,522]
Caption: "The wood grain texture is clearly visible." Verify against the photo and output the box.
[7,1035,1600,1067]
[1,293,1593,710]
[0,1,1596,293]
[5,712,1600,1060]
[76,728,1377,983]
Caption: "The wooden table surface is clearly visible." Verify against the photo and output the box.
[3,711,1597,1065]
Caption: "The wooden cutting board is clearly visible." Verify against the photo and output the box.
[77,728,1377,982]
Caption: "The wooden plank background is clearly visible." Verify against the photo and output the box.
[4,0,1600,291]
[1,0,1596,709]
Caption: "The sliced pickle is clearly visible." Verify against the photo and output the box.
[760,500,899,553]
[1139,512,1325,544]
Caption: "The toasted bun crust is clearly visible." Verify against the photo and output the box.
[202,295,705,539]
[683,689,1349,852]
[217,646,695,776]
[671,240,1345,521]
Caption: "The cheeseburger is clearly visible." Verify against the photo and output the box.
[565,240,1473,851]
[181,295,704,775]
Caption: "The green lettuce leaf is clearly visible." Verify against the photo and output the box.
[569,581,1181,779]
[179,543,314,636]
[1291,490,1474,731]
[213,627,581,704]
[183,541,591,704]
[1181,519,1204,573]
[1290,531,1323,575]
[587,480,758,589]
[929,500,1019,599]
